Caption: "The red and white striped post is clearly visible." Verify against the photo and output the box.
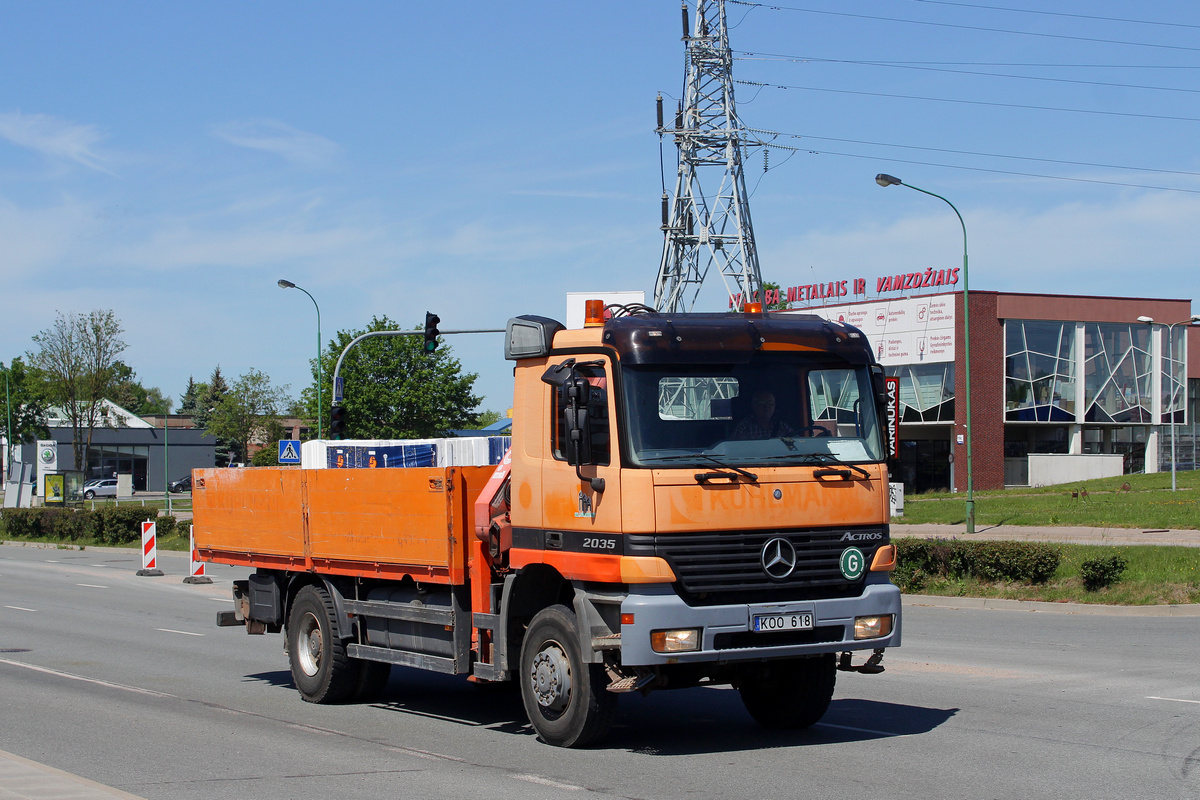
[183,524,212,584]
[136,520,164,577]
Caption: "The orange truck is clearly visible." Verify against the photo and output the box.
[194,306,901,747]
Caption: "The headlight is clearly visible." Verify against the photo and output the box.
[650,628,701,653]
[854,615,894,640]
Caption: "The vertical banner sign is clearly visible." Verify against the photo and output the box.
[136,520,164,577]
[885,377,901,461]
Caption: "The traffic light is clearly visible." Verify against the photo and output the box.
[423,311,441,352]
[330,404,346,439]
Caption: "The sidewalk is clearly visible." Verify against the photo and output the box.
[891,522,1200,548]
[0,749,144,799]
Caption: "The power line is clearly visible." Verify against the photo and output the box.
[749,137,1200,194]
[910,0,1200,31]
[738,79,1200,123]
[736,51,1200,95]
[746,128,1200,178]
[727,1,1200,54]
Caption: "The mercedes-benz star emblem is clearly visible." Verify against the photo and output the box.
[761,537,797,580]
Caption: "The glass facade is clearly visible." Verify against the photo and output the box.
[1004,320,1183,426]
[87,445,150,489]
[1005,320,1076,422]
[1083,323,1152,424]
[885,363,955,423]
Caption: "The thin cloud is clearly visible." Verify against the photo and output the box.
[211,119,342,167]
[0,111,107,171]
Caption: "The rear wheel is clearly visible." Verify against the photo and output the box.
[738,654,836,729]
[286,585,357,703]
[519,604,617,748]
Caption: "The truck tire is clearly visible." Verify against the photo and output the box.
[286,585,357,704]
[739,654,836,729]
[519,604,617,748]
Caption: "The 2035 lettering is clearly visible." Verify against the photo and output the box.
[582,537,618,550]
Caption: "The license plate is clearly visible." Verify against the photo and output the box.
[753,612,814,632]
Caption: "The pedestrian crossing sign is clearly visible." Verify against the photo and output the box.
[278,439,301,464]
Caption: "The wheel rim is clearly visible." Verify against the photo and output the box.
[296,611,323,677]
[529,639,573,714]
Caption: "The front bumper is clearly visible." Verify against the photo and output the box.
[619,579,902,666]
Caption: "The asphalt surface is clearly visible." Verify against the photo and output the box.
[1,528,1199,799]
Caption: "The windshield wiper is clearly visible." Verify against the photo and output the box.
[799,452,871,480]
[650,454,758,483]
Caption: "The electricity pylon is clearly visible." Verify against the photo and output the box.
[654,0,763,313]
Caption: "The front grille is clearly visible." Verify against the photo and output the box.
[714,625,843,651]
[626,527,886,606]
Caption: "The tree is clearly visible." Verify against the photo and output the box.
[1,357,51,471]
[178,376,203,415]
[476,409,505,428]
[207,369,290,464]
[28,310,128,472]
[109,362,171,415]
[192,367,230,464]
[302,315,482,440]
[763,281,790,311]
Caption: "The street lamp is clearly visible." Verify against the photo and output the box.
[278,279,323,440]
[876,173,975,533]
[2,361,12,480]
[1136,314,1200,491]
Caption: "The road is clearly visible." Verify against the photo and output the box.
[0,543,1197,800]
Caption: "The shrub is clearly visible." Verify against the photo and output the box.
[1080,553,1128,591]
[1,509,43,539]
[894,537,1062,587]
[95,506,159,545]
[972,541,1061,584]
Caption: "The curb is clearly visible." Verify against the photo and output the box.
[905,594,1200,617]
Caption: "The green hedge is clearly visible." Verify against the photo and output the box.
[1080,554,1128,591]
[0,507,180,546]
[894,537,1062,591]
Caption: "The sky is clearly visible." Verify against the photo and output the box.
[2,1,1199,415]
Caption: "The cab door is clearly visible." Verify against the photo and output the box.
[540,356,623,539]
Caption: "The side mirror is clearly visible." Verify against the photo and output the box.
[543,359,605,493]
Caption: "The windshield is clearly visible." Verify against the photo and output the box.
[622,354,884,467]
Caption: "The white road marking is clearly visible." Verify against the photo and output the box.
[0,657,176,698]
[206,597,231,603]
[90,565,107,568]
[513,774,584,791]
[817,721,903,737]
[156,628,204,637]
[4,606,36,612]
[1147,696,1200,705]
[76,583,108,589]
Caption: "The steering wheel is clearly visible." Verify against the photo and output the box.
[795,424,832,437]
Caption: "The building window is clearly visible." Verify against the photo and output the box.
[1083,322,1152,424]
[1004,320,1076,422]
[1163,326,1186,425]
[885,364,954,423]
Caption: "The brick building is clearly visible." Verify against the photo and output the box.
[787,290,1197,492]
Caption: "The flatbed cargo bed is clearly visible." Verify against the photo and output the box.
[192,466,493,583]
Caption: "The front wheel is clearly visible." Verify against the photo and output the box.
[738,654,836,729]
[519,604,617,748]
[286,585,357,703]
[84,490,95,499]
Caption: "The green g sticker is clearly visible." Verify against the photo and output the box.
[840,547,865,580]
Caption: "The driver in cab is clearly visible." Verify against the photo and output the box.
[731,390,797,440]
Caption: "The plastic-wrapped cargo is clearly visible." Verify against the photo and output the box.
[300,437,510,469]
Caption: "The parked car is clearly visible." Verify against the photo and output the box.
[168,475,192,493]
[82,478,119,500]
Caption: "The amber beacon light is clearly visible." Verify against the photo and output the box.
[584,299,606,327]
